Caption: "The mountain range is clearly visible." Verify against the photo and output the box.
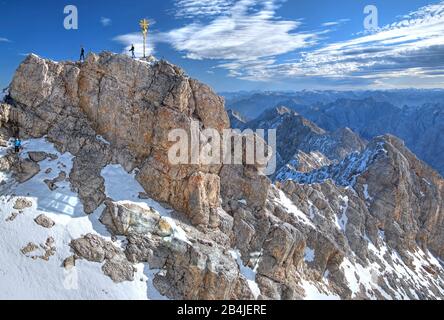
[226,93,444,178]
[0,53,443,300]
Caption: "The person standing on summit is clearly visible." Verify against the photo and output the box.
[79,46,85,62]
[129,44,135,59]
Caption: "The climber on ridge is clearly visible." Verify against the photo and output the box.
[129,44,135,59]
[79,46,85,62]
[14,137,21,154]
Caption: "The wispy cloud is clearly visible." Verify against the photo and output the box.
[321,19,349,27]
[0,37,10,42]
[232,1,444,89]
[173,0,234,18]
[100,17,112,27]
[113,0,444,89]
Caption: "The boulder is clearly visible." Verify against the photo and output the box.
[14,159,40,183]
[102,257,135,283]
[13,198,33,210]
[70,233,120,263]
[100,201,174,237]
[34,214,55,228]
[28,151,48,162]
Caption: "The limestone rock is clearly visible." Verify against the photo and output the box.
[70,233,120,263]
[34,214,55,229]
[21,242,39,255]
[70,233,138,283]
[13,198,32,210]
[220,164,271,211]
[156,218,173,237]
[5,211,21,222]
[100,201,166,236]
[257,223,305,281]
[28,151,48,162]
[7,52,231,226]
[102,258,135,283]
[63,256,76,270]
[14,159,40,183]
[43,171,66,191]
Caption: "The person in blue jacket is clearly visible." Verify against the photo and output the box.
[14,137,21,153]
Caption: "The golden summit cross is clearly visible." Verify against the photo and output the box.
[139,19,150,58]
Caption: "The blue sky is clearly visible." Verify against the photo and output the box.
[1,0,443,92]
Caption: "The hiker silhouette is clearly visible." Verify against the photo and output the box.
[80,46,85,62]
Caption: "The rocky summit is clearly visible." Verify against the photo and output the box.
[1,52,444,300]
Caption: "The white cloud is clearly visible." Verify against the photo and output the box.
[100,17,112,27]
[161,0,317,61]
[0,37,10,42]
[114,0,317,67]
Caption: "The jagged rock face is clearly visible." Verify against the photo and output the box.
[7,52,234,222]
[238,106,366,174]
[361,136,444,259]
[70,234,136,283]
[277,134,444,262]
[123,216,255,300]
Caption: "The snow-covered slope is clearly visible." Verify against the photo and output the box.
[0,138,171,299]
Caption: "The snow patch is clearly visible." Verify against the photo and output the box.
[229,250,261,299]
[274,188,314,228]
[301,279,340,300]
[363,184,373,201]
[337,195,349,232]
[304,247,315,263]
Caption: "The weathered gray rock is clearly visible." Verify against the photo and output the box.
[257,223,305,281]
[102,257,135,283]
[70,233,120,263]
[70,233,136,283]
[63,256,76,270]
[34,214,55,228]
[7,52,231,226]
[13,198,33,210]
[100,200,172,237]
[28,151,48,162]
[220,164,271,211]
[14,159,40,183]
